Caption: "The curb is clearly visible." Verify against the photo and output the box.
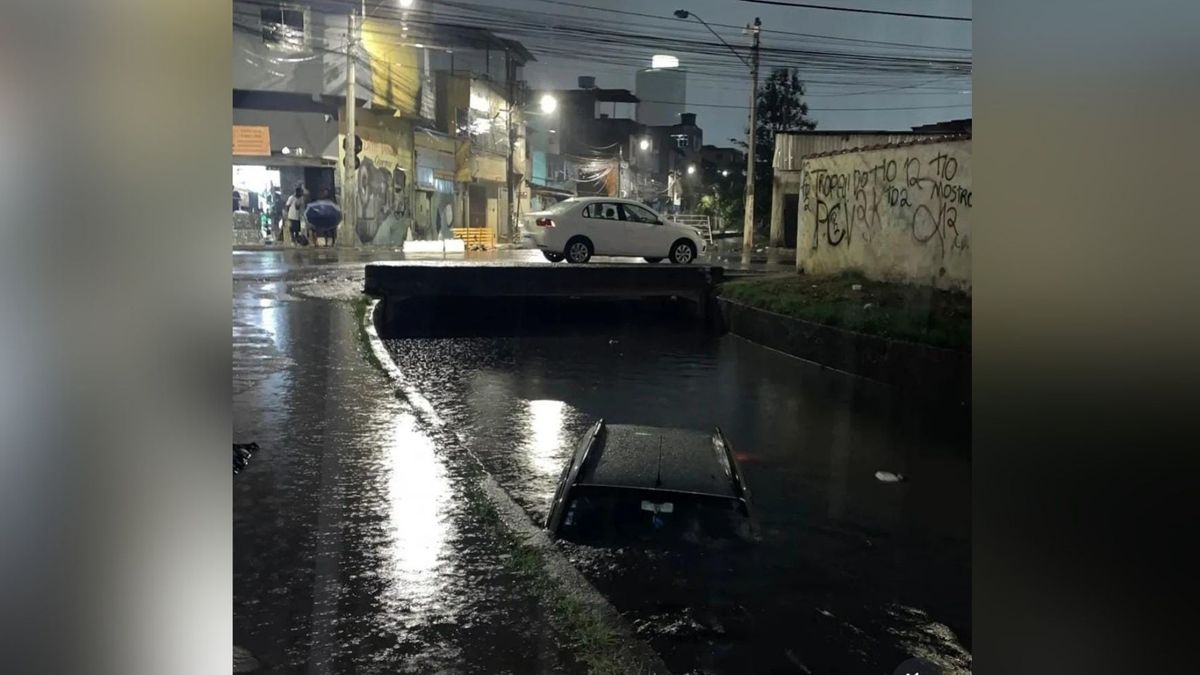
[361,299,673,675]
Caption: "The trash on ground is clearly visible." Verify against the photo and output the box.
[851,283,863,291]
[234,442,259,475]
[233,645,260,672]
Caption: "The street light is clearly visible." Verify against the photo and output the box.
[539,93,558,114]
[687,164,696,175]
[722,169,729,177]
[639,138,650,151]
[399,0,414,7]
[676,8,760,260]
[673,10,749,68]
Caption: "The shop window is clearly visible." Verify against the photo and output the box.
[417,167,436,189]
[261,4,309,53]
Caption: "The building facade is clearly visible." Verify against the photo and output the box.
[232,2,533,247]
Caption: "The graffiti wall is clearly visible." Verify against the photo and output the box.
[798,139,972,291]
[346,110,415,245]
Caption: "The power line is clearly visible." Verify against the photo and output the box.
[738,0,972,22]
[637,98,970,111]
[524,0,970,51]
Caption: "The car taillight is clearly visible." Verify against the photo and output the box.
[535,218,555,228]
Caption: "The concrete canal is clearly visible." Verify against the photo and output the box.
[380,296,971,674]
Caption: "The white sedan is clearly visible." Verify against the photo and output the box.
[518,197,705,264]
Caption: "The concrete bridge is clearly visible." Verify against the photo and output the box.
[364,261,725,332]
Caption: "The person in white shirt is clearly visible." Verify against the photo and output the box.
[284,186,305,244]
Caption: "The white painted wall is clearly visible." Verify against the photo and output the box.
[797,139,972,291]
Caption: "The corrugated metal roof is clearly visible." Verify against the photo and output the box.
[774,133,914,170]
[801,133,971,160]
[773,131,968,170]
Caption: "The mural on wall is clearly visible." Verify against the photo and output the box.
[354,138,413,245]
[799,140,972,289]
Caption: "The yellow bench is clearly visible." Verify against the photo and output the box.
[452,227,496,250]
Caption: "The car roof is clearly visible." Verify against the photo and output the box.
[545,420,751,537]
[578,424,737,498]
[560,196,651,207]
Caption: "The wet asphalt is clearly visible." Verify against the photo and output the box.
[233,250,586,674]
[233,248,971,674]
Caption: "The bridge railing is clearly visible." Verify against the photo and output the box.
[669,214,714,245]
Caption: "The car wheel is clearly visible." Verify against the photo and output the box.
[643,257,663,263]
[543,250,564,262]
[669,239,697,264]
[565,237,593,264]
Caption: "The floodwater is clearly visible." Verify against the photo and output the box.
[383,298,972,674]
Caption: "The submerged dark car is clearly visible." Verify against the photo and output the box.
[546,420,753,544]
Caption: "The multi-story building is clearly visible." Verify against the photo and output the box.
[531,76,681,206]
[636,60,687,127]
[232,2,533,246]
[232,3,363,228]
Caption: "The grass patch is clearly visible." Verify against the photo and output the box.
[459,480,645,675]
[505,537,640,675]
[351,295,385,371]
[719,271,971,350]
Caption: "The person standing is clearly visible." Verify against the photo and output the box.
[270,187,284,241]
[285,186,305,245]
[232,186,241,212]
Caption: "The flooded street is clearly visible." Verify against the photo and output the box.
[233,252,587,674]
[233,250,970,674]
[384,301,971,674]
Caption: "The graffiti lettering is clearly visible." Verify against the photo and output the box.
[804,148,971,257]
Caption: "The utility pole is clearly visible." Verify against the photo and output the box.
[742,17,761,262]
[338,7,360,248]
[618,145,623,197]
[505,47,515,245]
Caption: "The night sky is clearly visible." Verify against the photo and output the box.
[510,0,972,144]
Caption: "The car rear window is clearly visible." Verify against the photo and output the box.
[541,200,577,214]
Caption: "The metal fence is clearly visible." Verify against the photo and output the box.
[669,214,714,244]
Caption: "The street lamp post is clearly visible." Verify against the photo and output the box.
[675,9,761,261]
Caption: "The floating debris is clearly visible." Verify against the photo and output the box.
[875,471,905,483]
[234,442,259,475]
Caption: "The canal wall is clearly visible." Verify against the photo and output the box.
[366,262,725,332]
[797,137,972,292]
[717,297,970,402]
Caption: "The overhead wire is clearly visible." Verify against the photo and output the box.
[237,0,970,110]
[737,0,972,22]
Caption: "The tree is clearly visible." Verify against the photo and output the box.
[737,68,816,231]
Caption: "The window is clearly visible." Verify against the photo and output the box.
[582,203,620,220]
[261,4,309,53]
[620,203,659,224]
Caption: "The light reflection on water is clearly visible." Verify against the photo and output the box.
[522,399,568,501]
[381,411,451,620]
